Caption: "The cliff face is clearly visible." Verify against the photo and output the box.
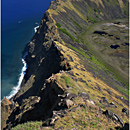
[1,0,129,129]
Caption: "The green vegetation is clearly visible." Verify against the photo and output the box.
[70,17,82,30]
[82,19,129,87]
[77,34,84,43]
[61,74,74,87]
[68,44,89,59]
[56,23,81,43]
[115,86,129,99]
[59,28,75,40]
[56,23,61,28]
[69,42,108,71]
[96,15,99,18]
[54,95,128,130]
[94,8,97,12]
[87,16,98,23]
[98,8,101,13]
[114,0,119,5]
[68,18,129,92]
[12,121,43,130]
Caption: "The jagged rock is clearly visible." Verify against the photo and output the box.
[99,97,109,104]
[87,99,95,105]
[122,108,129,115]
[110,102,114,105]
[65,99,74,108]
[49,1,58,10]
[58,94,67,99]
[2,97,12,105]
[1,97,14,130]
[109,102,117,108]
[50,116,59,125]
[87,80,91,82]
[78,92,89,100]
[14,102,19,107]
[103,110,124,126]
[58,93,77,100]
[66,93,77,100]
[50,110,67,125]
[53,110,67,118]
[123,123,129,130]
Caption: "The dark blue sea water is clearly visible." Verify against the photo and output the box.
[1,0,52,100]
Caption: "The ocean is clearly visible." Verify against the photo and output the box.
[1,0,52,100]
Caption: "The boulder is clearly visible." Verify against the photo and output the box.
[65,99,74,108]
[66,93,77,100]
[58,94,67,99]
[78,92,89,100]
[109,102,117,108]
[103,110,124,126]
[87,99,95,105]
[50,110,68,125]
[122,108,129,115]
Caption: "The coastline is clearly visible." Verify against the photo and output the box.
[5,25,39,100]
[5,52,28,100]
[1,0,129,129]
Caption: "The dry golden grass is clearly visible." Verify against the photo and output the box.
[54,41,128,109]
[54,96,127,130]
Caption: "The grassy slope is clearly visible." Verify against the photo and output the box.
[12,0,129,129]
[12,41,129,129]
[82,19,129,86]
[49,0,129,95]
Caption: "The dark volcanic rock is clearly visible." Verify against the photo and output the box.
[103,110,124,126]
[122,108,129,115]
[5,76,65,129]
[123,123,129,130]
[109,102,117,108]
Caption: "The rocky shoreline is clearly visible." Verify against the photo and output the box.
[1,0,129,129]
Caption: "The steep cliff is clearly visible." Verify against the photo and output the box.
[1,0,129,130]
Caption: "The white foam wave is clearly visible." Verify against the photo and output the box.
[34,25,39,33]
[6,52,28,100]
[5,24,38,100]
